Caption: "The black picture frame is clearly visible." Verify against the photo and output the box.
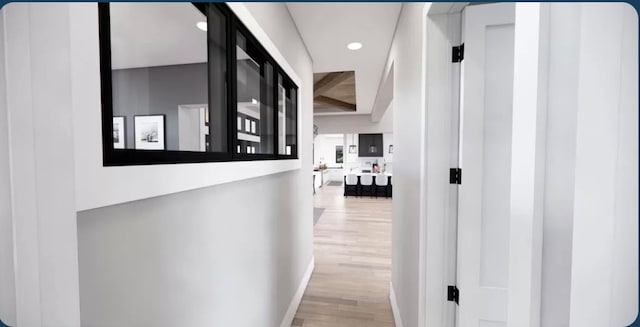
[133,114,167,151]
[112,116,126,149]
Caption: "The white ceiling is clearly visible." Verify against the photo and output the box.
[109,3,401,116]
[110,3,207,70]
[286,2,402,115]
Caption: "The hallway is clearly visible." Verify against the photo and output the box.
[292,184,394,327]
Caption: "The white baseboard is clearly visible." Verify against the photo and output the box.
[280,257,315,327]
[390,282,404,327]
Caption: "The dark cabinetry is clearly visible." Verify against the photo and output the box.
[358,133,383,157]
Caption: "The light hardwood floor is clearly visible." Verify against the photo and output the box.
[292,184,394,327]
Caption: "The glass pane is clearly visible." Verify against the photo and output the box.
[277,75,286,154]
[236,32,274,155]
[287,87,297,155]
[109,3,226,152]
[278,75,297,156]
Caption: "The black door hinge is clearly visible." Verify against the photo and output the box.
[450,168,462,185]
[448,285,459,304]
[452,43,464,63]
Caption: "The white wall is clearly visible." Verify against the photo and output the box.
[417,3,638,327]
[539,3,579,326]
[383,132,394,167]
[526,4,639,326]
[344,133,359,164]
[313,134,344,167]
[567,3,638,326]
[0,10,16,327]
[385,3,430,327]
[1,2,314,326]
[2,3,81,325]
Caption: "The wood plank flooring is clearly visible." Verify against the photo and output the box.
[292,184,394,327]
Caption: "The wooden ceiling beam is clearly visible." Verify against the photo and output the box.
[314,95,356,111]
[314,72,352,96]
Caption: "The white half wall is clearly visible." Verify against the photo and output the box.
[74,2,315,326]
[78,171,313,326]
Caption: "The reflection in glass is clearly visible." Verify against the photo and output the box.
[109,3,226,152]
[278,74,297,156]
[236,32,274,154]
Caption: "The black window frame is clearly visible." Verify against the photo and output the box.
[277,72,298,159]
[98,2,298,166]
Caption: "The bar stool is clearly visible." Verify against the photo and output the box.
[388,176,392,197]
[360,174,374,197]
[374,173,389,198]
[344,174,358,197]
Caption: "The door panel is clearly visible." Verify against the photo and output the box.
[479,24,513,290]
[457,3,515,326]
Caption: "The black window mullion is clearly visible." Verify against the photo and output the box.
[273,67,279,158]
[98,3,114,164]
[192,2,206,16]
[294,85,299,158]
[205,3,212,153]
[229,15,238,158]
[206,3,230,157]
[259,61,266,154]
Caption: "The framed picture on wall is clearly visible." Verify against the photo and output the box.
[113,116,126,149]
[336,145,344,163]
[134,115,166,150]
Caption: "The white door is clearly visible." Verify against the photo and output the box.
[456,3,515,326]
[178,105,207,151]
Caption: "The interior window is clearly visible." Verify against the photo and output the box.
[100,3,297,165]
[235,31,274,155]
[109,3,226,152]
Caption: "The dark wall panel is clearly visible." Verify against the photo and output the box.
[112,63,207,150]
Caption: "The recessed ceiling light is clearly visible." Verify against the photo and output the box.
[196,21,207,32]
[347,42,362,50]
